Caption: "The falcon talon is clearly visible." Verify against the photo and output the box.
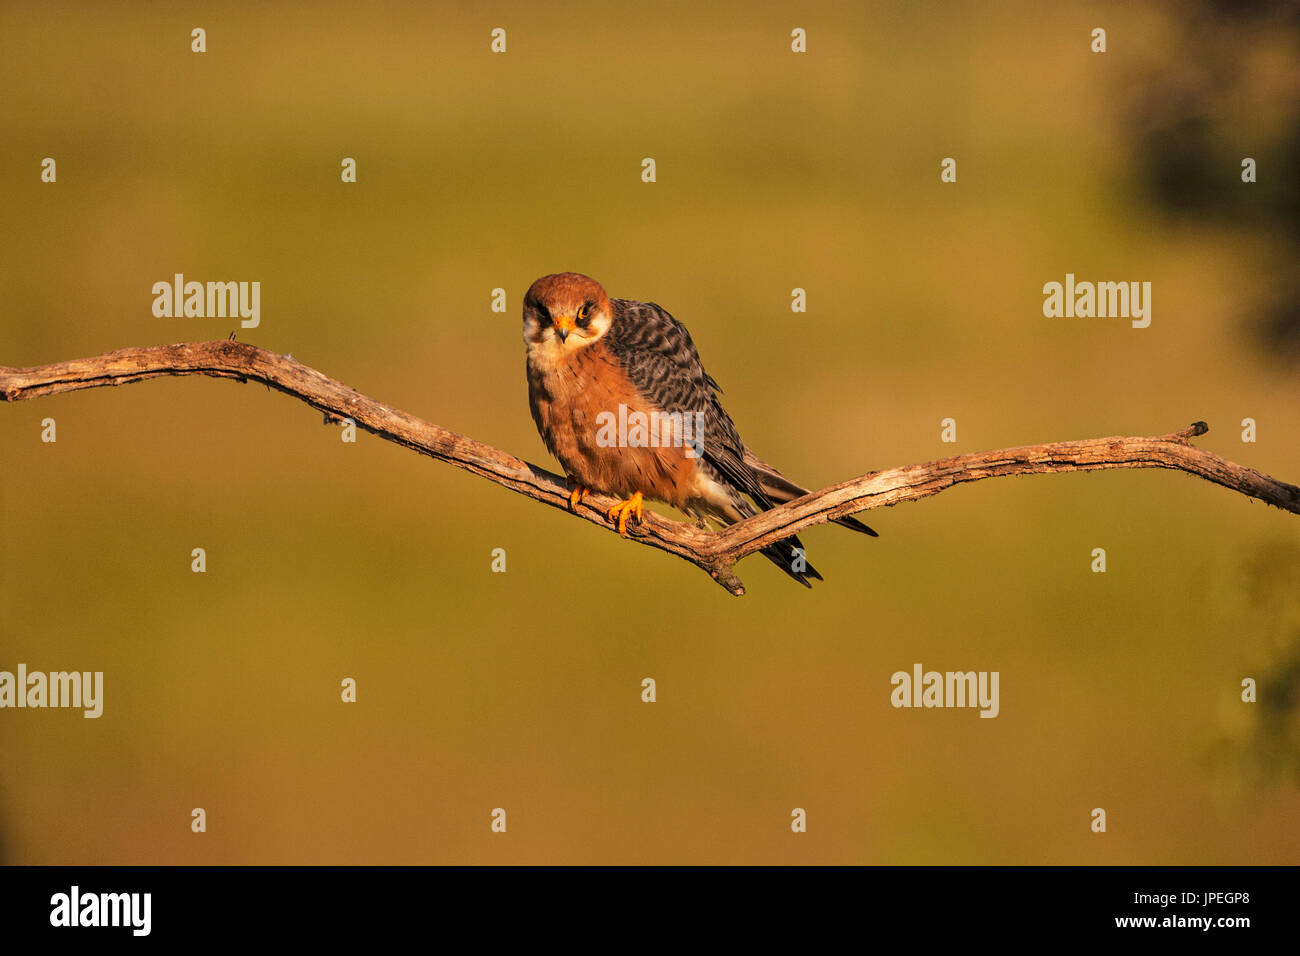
[606,492,644,536]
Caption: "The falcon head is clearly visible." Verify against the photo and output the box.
[522,272,613,352]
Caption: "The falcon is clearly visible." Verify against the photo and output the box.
[522,272,877,586]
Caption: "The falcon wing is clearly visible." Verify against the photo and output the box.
[604,298,771,508]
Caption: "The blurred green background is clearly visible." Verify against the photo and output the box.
[2,1,1298,864]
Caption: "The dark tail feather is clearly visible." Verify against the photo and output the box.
[834,514,879,537]
[742,448,880,538]
[759,535,822,588]
[711,490,823,587]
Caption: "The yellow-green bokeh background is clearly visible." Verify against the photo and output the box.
[2,1,1298,864]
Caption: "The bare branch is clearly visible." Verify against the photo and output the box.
[4,341,1297,596]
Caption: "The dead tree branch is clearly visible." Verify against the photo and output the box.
[3,341,1297,595]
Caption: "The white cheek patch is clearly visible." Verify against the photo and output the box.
[581,315,612,341]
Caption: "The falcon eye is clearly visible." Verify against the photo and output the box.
[575,303,592,328]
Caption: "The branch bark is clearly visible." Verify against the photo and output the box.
[4,340,1297,596]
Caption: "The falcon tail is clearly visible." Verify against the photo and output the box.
[691,487,825,587]
[742,448,879,537]
[692,451,876,587]
[758,536,824,588]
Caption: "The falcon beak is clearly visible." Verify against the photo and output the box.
[553,314,575,342]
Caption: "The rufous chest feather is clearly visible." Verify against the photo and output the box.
[526,341,697,503]
[527,340,644,452]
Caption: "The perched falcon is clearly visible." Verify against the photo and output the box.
[522,272,876,586]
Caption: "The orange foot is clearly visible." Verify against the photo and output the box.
[567,483,590,509]
[606,491,644,537]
